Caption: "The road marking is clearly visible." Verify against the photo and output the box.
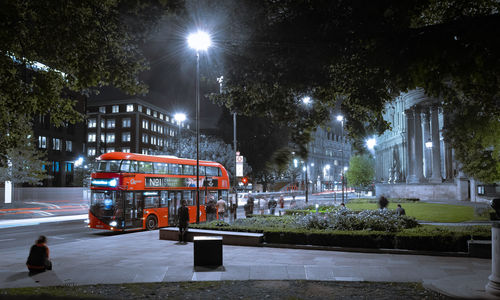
[26,202,61,209]
[0,238,15,242]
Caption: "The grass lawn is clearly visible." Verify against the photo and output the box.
[345,201,490,223]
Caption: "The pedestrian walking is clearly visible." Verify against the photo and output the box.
[278,195,285,215]
[178,200,189,244]
[205,198,216,222]
[268,196,277,215]
[259,197,268,215]
[26,235,52,276]
[216,196,226,221]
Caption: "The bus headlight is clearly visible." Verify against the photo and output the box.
[84,218,90,224]
[109,221,117,227]
[109,178,118,187]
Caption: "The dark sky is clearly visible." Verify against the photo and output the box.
[93,1,255,130]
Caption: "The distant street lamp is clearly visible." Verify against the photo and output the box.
[187,30,212,224]
[174,113,186,156]
[302,96,311,104]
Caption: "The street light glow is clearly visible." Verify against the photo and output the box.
[366,138,377,150]
[302,96,311,104]
[336,115,344,122]
[325,164,330,170]
[174,113,186,123]
[187,31,212,51]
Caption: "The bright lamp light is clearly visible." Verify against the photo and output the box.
[187,31,212,51]
[366,138,377,150]
[174,113,186,123]
[336,115,344,122]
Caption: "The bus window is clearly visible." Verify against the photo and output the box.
[183,191,194,206]
[160,191,168,207]
[206,166,219,176]
[90,190,118,217]
[198,166,206,176]
[120,160,130,172]
[154,162,168,174]
[183,165,194,175]
[144,191,160,208]
[138,161,153,173]
[129,161,138,172]
[170,164,180,175]
[96,160,121,172]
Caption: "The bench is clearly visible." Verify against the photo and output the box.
[468,240,491,258]
[159,227,263,246]
[194,236,223,267]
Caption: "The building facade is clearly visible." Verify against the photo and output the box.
[33,96,86,187]
[374,88,497,201]
[303,115,351,193]
[86,98,190,157]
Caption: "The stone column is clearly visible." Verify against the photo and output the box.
[443,112,454,181]
[429,105,442,183]
[486,223,500,296]
[405,108,416,183]
[422,107,432,179]
[408,106,424,183]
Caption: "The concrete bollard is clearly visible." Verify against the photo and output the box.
[486,222,500,296]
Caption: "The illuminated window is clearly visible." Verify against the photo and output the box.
[38,136,47,148]
[66,140,72,152]
[122,132,131,142]
[99,106,106,113]
[153,111,157,117]
[88,133,96,142]
[106,148,115,153]
[88,148,96,156]
[142,120,149,129]
[122,148,130,153]
[126,104,134,112]
[142,134,148,143]
[106,133,115,143]
[146,108,151,115]
[88,119,96,128]
[138,105,142,112]
[112,105,119,113]
[52,138,61,150]
[107,119,115,128]
[122,118,131,128]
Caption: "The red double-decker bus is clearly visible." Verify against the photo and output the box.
[88,152,230,231]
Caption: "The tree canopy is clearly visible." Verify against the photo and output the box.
[345,154,375,189]
[0,0,181,172]
[210,0,500,182]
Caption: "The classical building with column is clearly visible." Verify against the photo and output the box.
[374,88,491,202]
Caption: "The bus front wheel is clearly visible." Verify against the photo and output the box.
[146,215,158,230]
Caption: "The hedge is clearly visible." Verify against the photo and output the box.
[191,223,491,253]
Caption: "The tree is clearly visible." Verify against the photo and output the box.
[345,155,375,191]
[209,0,500,182]
[161,134,252,182]
[0,119,49,185]
[216,109,291,191]
[0,0,181,169]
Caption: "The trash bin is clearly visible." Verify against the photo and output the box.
[193,236,223,267]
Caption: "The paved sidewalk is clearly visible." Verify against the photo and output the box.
[0,230,495,299]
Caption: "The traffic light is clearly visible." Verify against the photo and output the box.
[241,177,248,185]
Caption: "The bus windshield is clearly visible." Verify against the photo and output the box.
[90,190,121,217]
[96,160,121,172]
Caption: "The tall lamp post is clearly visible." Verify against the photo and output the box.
[302,164,308,204]
[174,113,186,157]
[187,30,211,224]
[337,115,345,204]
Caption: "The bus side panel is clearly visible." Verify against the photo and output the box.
[155,207,169,227]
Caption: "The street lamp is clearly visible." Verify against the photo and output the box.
[302,96,311,104]
[174,113,186,156]
[337,115,345,204]
[366,138,376,150]
[187,30,212,224]
[324,164,330,191]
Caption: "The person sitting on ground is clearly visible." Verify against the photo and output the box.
[396,204,406,216]
[26,235,52,276]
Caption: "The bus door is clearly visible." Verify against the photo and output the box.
[124,192,144,228]
[167,191,181,226]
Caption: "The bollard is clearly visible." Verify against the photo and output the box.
[486,222,500,296]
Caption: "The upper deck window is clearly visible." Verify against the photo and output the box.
[96,160,121,172]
